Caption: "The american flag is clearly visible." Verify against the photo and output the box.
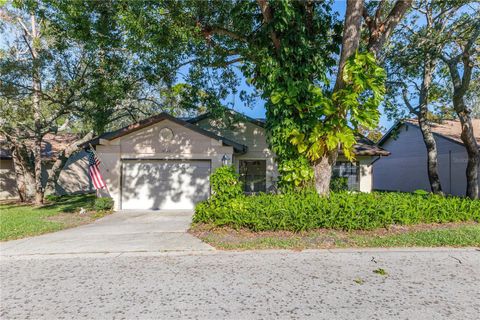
[87,149,106,189]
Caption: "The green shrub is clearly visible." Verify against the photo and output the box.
[94,197,114,211]
[330,177,348,192]
[210,165,243,202]
[194,191,480,231]
[278,157,314,191]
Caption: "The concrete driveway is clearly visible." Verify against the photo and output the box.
[0,210,213,256]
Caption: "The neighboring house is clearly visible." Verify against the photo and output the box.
[0,146,17,200]
[87,111,388,210]
[373,119,480,197]
[0,134,94,199]
[1,111,389,208]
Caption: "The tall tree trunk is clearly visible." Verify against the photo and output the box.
[366,0,413,58]
[334,0,364,92]
[443,45,480,199]
[417,118,443,194]
[313,0,411,195]
[313,149,338,194]
[453,99,479,199]
[10,142,36,201]
[417,56,443,194]
[32,135,44,205]
[313,0,363,195]
[460,120,479,199]
[30,13,44,205]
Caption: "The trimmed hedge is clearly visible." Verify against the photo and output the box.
[210,165,243,202]
[94,197,114,211]
[193,191,480,231]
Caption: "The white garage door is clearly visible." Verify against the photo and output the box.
[121,160,211,210]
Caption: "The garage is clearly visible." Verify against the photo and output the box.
[88,114,245,211]
[121,159,211,210]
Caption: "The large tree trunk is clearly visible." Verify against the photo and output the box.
[417,56,443,194]
[10,143,36,201]
[444,47,479,199]
[313,0,364,196]
[334,0,364,92]
[454,102,479,199]
[313,149,338,195]
[44,132,94,195]
[32,136,44,205]
[417,118,443,194]
[30,13,44,205]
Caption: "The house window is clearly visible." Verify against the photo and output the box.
[239,160,267,193]
[332,161,360,191]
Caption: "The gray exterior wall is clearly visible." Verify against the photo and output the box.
[373,123,479,197]
[0,159,18,199]
[54,150,94,195]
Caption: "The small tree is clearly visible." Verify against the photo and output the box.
[440,21,480,199]
[384,0,457,194]
[0,1,180,203]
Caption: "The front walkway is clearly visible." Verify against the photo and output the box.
[0,210,213,256]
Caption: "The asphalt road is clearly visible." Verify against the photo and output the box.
[1,249,479,320]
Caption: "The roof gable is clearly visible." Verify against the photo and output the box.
[85,113,248,153]
[188,110,266,128]
[379,119,480,148]
[190,110,389,156]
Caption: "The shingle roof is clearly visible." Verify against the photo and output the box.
[404,119,480,145]
[2,112,393,160]
[83,112,248,154]
[187,110,267,128]
[190,110,390,157]
[379,119,480,147]
[350,136,390,156]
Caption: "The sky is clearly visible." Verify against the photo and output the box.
[224,0,394,131]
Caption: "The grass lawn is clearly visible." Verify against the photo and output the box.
[0,194,111,241]
[190,222,480,250]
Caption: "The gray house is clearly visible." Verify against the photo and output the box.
[373,119,480,197]
[1,111,389,209]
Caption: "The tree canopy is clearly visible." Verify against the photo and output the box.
[6,0,478,200]
[60,0,406,193]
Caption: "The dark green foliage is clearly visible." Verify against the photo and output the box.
[278,157,314,191]
[194,191,480,232]
[210,165,243,202]
[94,197,114,211]
[330,177,348,192]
